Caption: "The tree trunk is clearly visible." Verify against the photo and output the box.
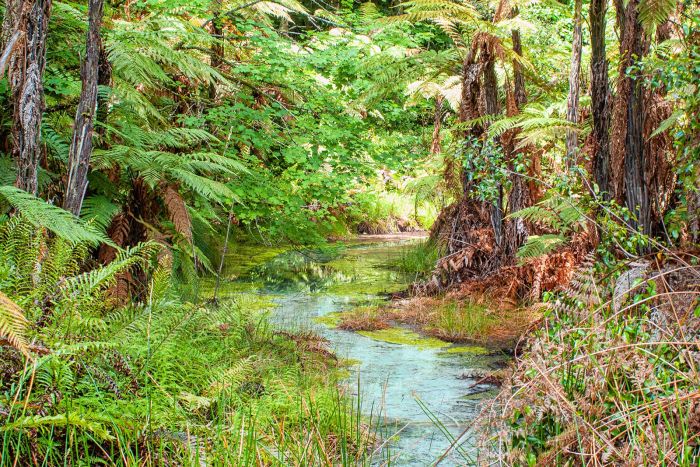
[482,46,503,247]
[208,0,224,101]
[590,0,611,197]
[96,40,112,139]
[611,0,651,233]
[505,28,529,258]
[63,0,104,216]
[9,0,52,195]
[511,29,526,109]
[459,44,482,193]
[565,0,582,166]
[430,95,443,156]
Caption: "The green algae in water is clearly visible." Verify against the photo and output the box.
[357,327,450,350]
[441,345,492,355]
[313,312,344,327]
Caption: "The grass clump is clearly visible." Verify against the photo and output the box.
[393,239,440,277]
[426,301,498,342]
[337,306,390,331]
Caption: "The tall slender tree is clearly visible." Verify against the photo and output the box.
[64,0,105,215]
[430,95,444,156]
[505,26,529,258]
[611,0,650,233]
[589,0,611,197]
[565,0,583,166]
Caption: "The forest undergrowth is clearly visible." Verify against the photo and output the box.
[0,219,376,465]
[476,253,700,465]
[1,0,700,462]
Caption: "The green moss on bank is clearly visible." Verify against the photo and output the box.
[357,327,450,350]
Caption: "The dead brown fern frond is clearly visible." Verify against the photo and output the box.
[163,184,192,243]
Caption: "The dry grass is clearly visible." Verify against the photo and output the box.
[337,295,541,349]
[337,307,390,331]
[472,253,700,465]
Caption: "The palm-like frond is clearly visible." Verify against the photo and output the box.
[0,186,112,246]
[0,291,30,357]
[63,242,160,297]
[516,234,566,261]
[81,196,121,233]
[638,0,676,34]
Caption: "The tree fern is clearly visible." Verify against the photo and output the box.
[516,234,565,261]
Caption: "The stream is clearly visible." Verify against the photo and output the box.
[214,235,506,466]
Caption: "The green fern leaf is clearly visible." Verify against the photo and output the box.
[0,186,113,247]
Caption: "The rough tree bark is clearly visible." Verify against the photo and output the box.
[565,0,583,166]
[511,29,526,109]
[63,0,104,216]
[505,27,529,258]
[590,0,611,197]
[611,0,651,233]
[481,46,504,247]
[5,0,52,195]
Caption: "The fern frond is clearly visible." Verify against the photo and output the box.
[2,413,114,441]
[638,0,676,34]
[163,185,192,242]
[63,242,159,297]
[81,196,121,234]
[517,234,565,262]
[0,291,30,357]
[0,186,113,247]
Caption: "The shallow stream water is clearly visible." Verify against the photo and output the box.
[213,236,505,466]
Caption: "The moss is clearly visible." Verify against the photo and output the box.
[313,312,344,327]
[441,345,492,355]
[357,327,450,350]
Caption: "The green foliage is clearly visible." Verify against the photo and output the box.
[510,194,588,262]
[0,221,370,465]
[0,186,112,246]
[393,239,440,276]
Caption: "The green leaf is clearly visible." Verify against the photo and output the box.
[0,186,114,247]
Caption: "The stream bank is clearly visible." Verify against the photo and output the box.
[213,235,510,465]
